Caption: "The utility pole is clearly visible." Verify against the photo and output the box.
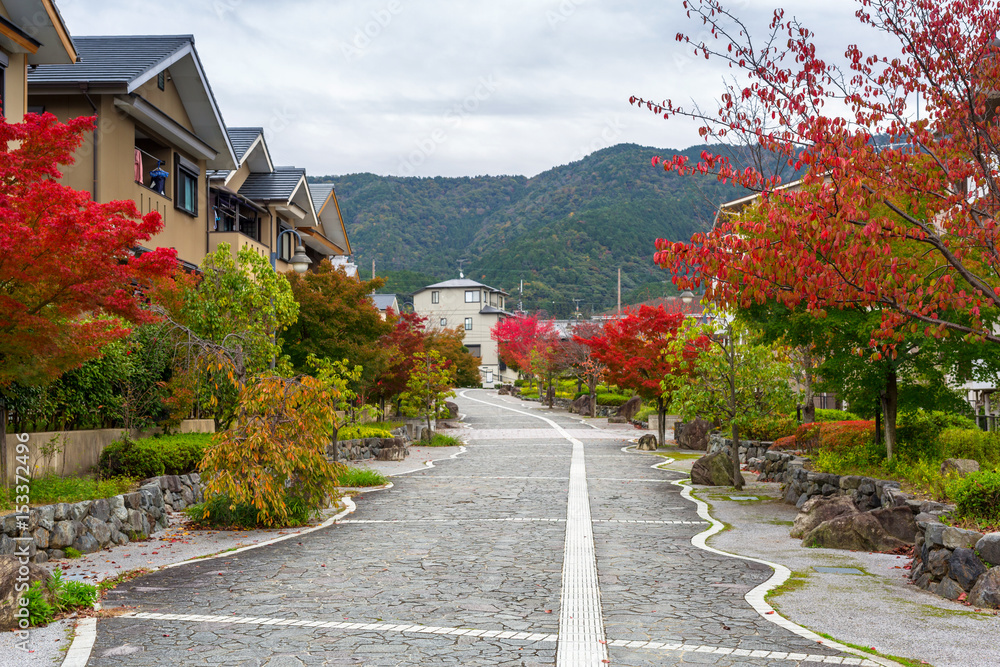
[572,298,582,319]
[371,258,376,280]
[617,268,621,316]
[518,279,523,313]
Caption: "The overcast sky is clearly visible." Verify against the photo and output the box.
[57,0,892,178]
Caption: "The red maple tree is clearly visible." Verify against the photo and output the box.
[585,305,695,445]
[633,0,1000,349]
[374,310,429,404]
[490,314,559,397]
[0,112,175,387]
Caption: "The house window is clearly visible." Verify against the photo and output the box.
[174,155,199,216]
[431,291,440,304]
[466,344,481,358]
[464,317,472,331]
[465,290,480,303]
[157,71,166,91]
[440,318,447,327]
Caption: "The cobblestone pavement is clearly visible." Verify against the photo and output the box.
[87,390,879,666]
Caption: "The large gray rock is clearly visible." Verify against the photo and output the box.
[571,395,592,415]
[790,496,858,539]
[90,498,111,522]
[83,516,112,547]
[933,577,965,601]
[940,458,980,477]
[636,434,658,451]
[801,512,909,552]
[690,450,744,487]
[870,506,918,544]
[923,522,946,547]
[616,396,643,421]
[49,520,76,549]
[678,418,710,451]
[110,496,128,522]
[949,548,988,591]
[943,526,983,550]
[72,533,100,555]
[0,555,50,631]
[926,548,951,578]
[968,567,1000,609]
[975,533,1000,566]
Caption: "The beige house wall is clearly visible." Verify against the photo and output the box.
[30,88,213,267]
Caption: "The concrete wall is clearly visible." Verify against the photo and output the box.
[3,419,215,483]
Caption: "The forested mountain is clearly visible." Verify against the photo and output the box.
[311,143,754,318]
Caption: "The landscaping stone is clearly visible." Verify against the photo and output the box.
[690,450,744,487]
[870,506,918,544]
[801,512,908,552]
[790,496,858,539]
[942,526,983,550]
[0,555,50,631]
[616,395,643,420]
[923,522,946,547]
[939,458,979,477]
[926,548,951,578]
[949,548,988,591]
[975,533,1000,566]
[49,521,75,549]
[636,434,657,451]
[933,577,965,601]
[71,532,100,555]
[968,567,1000,609]
[677,418,710,450]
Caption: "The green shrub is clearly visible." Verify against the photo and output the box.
[426,434,463,447]
[595,392,631,406]
[896,410,978,461]
[938,427,1000,467]
[813,409,862,422]
[98,438,164,479]
[947,470,1000,524]
[99,434,212,480]
[22,582,54,626]
[186,492,311,529]
[63,547,82,559]
[635,405,657,422]
[743,416,798,441]
[337,424,393,440]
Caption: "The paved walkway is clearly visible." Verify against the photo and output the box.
[85,390,880,666]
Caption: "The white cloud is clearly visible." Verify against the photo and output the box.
[57,0,892,177]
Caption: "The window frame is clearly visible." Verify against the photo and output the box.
[174,154,199,216]
[431,290,440,304]
[440,317,447,327]
[0,51,7,120]
[464,317,473,331]
[465,290,480,303]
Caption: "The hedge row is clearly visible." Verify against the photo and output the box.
[98,433,213,480]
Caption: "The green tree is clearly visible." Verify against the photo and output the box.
[399,350,456,439]
[283,260,391,385]
[665,317,795,490]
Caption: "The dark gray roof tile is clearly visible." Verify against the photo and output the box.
[227,127,263,162]
[238,166,305,201]
[28,35,193,86]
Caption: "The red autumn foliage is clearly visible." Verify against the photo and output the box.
[0,112,176,386]
[490,314,558,376]
[634,0,1000,347]
[770,421,876,453]
[374,310,429,402]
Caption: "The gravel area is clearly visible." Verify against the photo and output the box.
[666,469,1000,667]
[1,617,74,667]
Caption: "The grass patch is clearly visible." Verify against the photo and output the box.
[0,474,136,510]
[63,547,82,559]
[336,468,389,487]
[766,519,795,526]
[764,570,809,603]
[98,568,152,594]
[815,632,933,667]
[185,493,313,529]
[423,434,463,447]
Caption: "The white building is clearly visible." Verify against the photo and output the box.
[412,278,513,387]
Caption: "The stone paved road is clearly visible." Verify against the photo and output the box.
[87,390,877,666]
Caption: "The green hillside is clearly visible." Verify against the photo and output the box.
[311,143,751,318]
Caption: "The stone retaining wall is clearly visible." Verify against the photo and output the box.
[910,521,1000,606]
[327,429,410,462]
[781,467,907,511]
[0,473,201,564]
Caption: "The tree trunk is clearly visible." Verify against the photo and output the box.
[801,346,816,423]
[330,428,339,465]
[731,421,744,491]
[881,370,898,461]
[588,379,598,417]
[546,372,554,409]
[656,396,666,448]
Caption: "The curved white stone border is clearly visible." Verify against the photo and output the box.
[619,446,902,667]
[388,445,467,477]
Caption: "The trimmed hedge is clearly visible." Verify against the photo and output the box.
[337,424,394,440]
[595,392,632,407]
[742,416,798,441]
[99,433,212,479]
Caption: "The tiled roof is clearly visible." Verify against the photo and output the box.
[417,278,507,295]
[310,183,335,213]
[238,166,305,201]
[370,294,398,310]
[227,127,263,162]
[28,35,192,86]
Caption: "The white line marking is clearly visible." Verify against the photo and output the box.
[60,617,96,667]
[459,389,608,666]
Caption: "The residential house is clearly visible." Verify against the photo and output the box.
[412,278,512,387]
[27,35,238,269]
[0,0,76,122]
[370,293,399,319]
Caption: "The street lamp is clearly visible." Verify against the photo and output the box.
[274,229,312,274]
[679,290,695,304]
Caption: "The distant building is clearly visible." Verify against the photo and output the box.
[370,293,399,319]
[412,278,512,387]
